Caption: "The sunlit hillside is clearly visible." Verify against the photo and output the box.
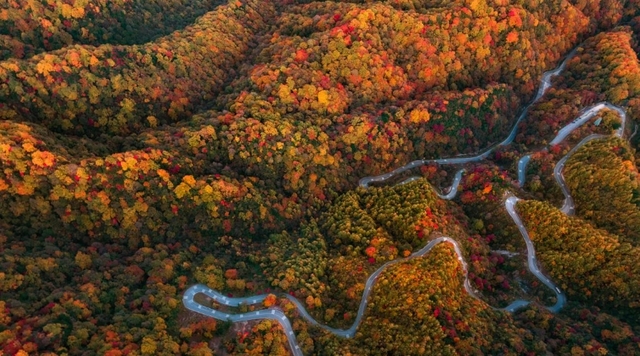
[1,0,640,354]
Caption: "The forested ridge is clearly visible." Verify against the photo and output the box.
[564,136,640,241]
[2,0,640,355]
[517,199,640,323]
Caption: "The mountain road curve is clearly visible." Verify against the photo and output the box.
[183,43,630,355]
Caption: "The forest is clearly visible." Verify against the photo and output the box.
[2,0,640,355]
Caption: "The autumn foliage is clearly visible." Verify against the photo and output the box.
[2,0,640,354]
[0,0,273,135]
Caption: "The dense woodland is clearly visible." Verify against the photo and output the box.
[2,0,640,355]
[564,136,640,241]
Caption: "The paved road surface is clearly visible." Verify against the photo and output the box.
[505,195,566,312]
[394,169,465,200]
[183,44,630,355]
[552,104,627,214]
[518,101,627,188]
[183,194,567,354]
[517,155,531,187]
[359,47,577,188]
[183,234,530,356]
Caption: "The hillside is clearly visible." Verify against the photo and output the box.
[2,0,640,355]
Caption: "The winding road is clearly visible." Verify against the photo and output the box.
[358,46,576,189]
[554,134,607,214]
[551,103,627,214]
[518,101,627,188]
[504,194,566,313]
[517,154,531,187]
[183,44,630,355]
[185,236,493,356]
[395,169,466,200]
